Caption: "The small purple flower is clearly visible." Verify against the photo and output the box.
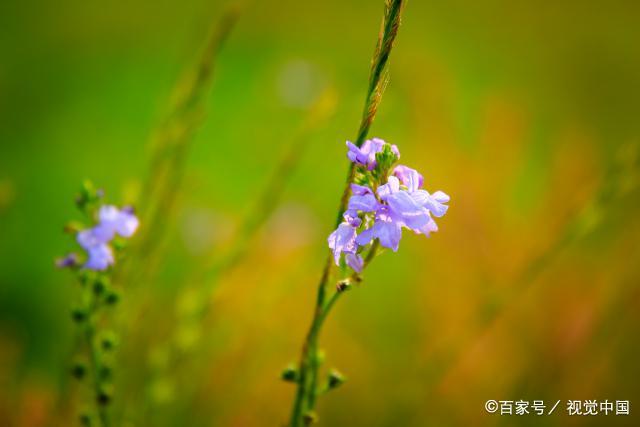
[409,189,449,218]
[393,165,423,191]
[328,223,358,265]
[74,204,139,271]
[345,253,364,273]
[84,244,115,271]
[348,192,378,213]
[94,205,139,241]
[77,228,108,247]
[356,174,449,250]
[343,210,362,227]
[378,176,431,230]
[350,183,373,196]
[346,138,399,170]
[55,253,79,269]
[355,207,402,251]
[329,138,449,270]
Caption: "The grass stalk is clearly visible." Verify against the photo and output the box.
[287,6,405,425]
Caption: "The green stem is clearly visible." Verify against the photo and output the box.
[289,261,332,427]
[290,244,381,426]
[85,289,110,427]
[288,1,404,425]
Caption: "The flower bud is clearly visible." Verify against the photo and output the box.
[336,281,351,292]
[63,221,84,234]
[71,362,87,380]
[327,369,345,390]
[93,278,108,296]
[105,290,120,306]
[101,332,118,351]
[374,143,399,174]
[55,253,79,269]
[302,411,317,425]
[71,308,87,323]
[79,413,92,426]
[99,365,113,381]
[97,388,112,406]
[281,365,298,383]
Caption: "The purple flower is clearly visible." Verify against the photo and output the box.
[350,183,373,195]
[329,138,449,269]
[355,207,402,251]
[343,210,362,227]
[356,174,450,250]
[328,223,358,265]
[93,205,139,241]
[84,244,115,271]
[55,253,79,269]
[77,229,114,271]
[348,192,378,213]
[345,253,364,273]
[346,138,399,170]
[378,176,431,230]
[393,165,423,191]
[77,228,108,247]
[410,189,449,218]
[74,204,139,271]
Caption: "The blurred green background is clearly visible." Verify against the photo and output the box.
[1,0,640,426]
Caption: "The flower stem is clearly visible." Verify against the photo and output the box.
[83,283,110,427]
[287,1,404,424]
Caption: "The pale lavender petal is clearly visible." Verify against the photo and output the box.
[77,229,102,249]
[415,215,439,237]
[98,205,120,223]
[346,141,367,165]
[410,190,449,218]
[391,144,400,159]
[363,138,386,169]
[368,138,386,153]
[348,194,378,213]
[328,223,358,265]
[373,217,402,251]
[423,196,449,218]
[343,210,362,227]
[350,183,373,196]
[431,191,450,203]
[393,165,423,191]
[114,208,139,237]
[84,244,114,271]
[386,191,430,230]
[91,223,116,243]
[377,176,400,200]
[408,189,430,206]
[355,227,375,246]
[345,253,364,273]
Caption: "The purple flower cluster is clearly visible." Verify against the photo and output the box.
[328,139,449,272]
[76,205,139,270]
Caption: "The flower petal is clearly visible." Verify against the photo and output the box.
[348,194,378,213]
[114,208,139,237]
[377,176,400,200]
[84,244,114,271]
[431,190,450,203]
[386,190,430,230]
[410,190,449,218]
[328,223,358,265]
[373,217,402,251]
[355,227,374,246]
[350,183,373,196]
[345,253,364,273]
[393,165,423,191]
